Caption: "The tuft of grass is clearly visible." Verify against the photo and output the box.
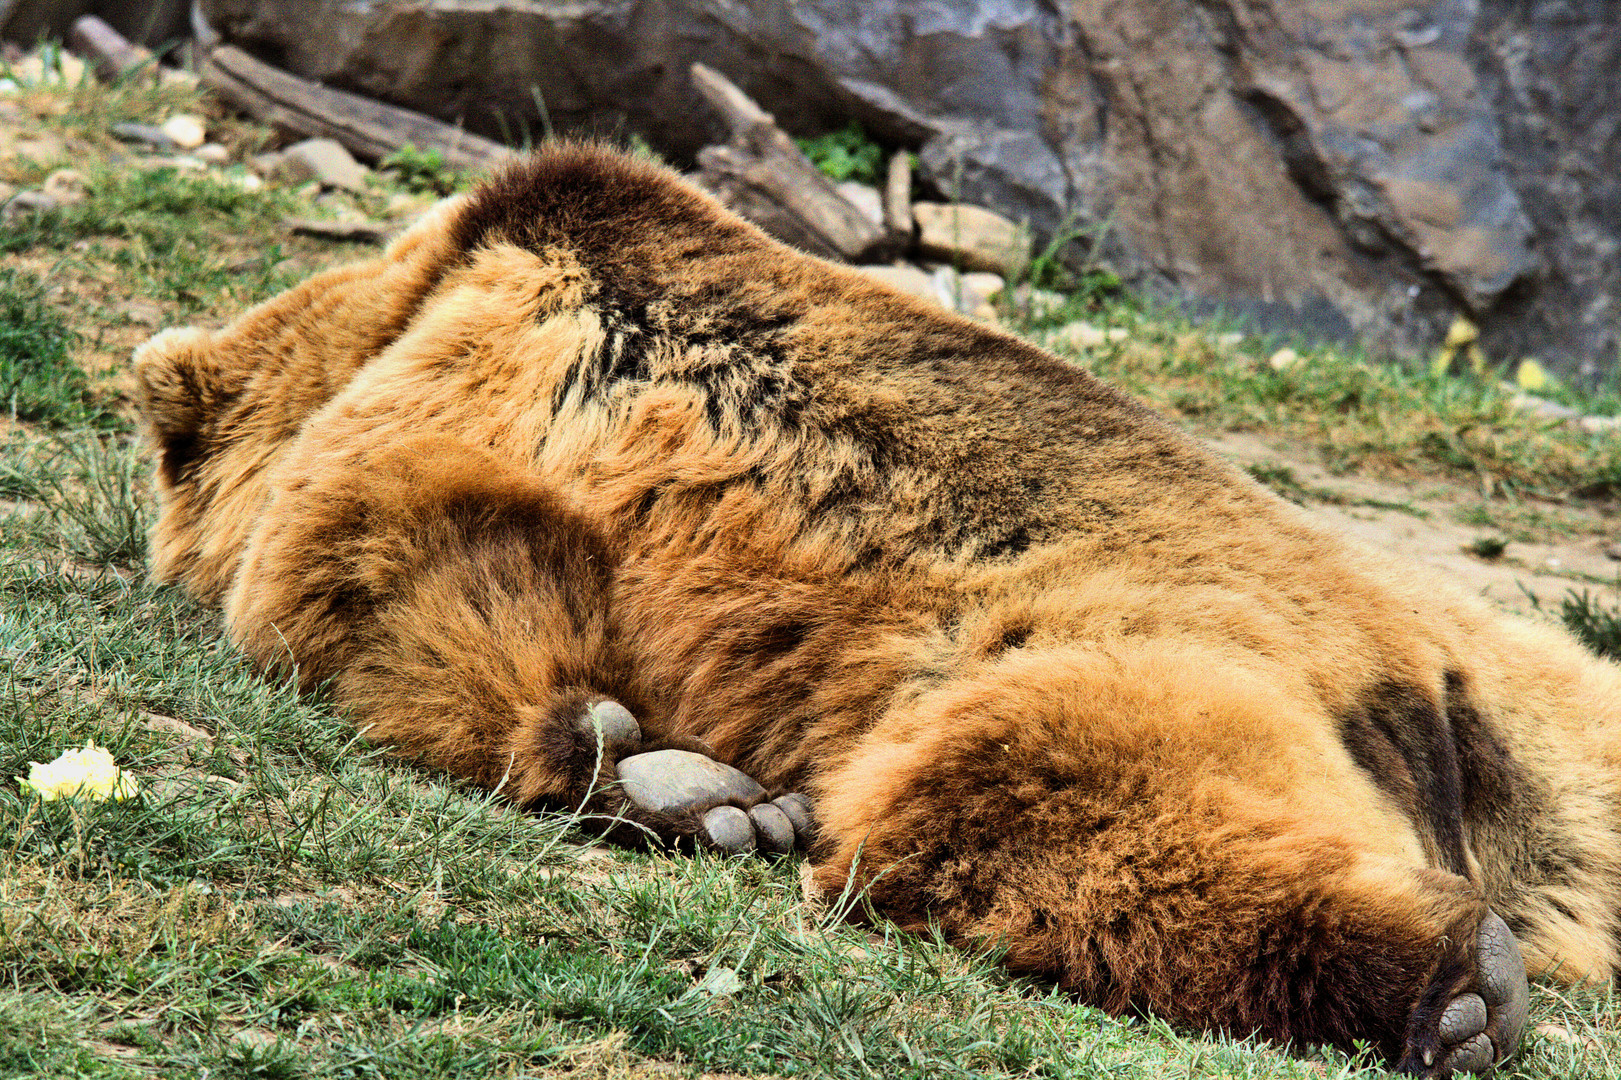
[378,143,463,197]
[0,269,108,428]
[1468,535,1509,560]
[1012,216,1127,318]
[1555,589,1621,661]
[0,431,149,566]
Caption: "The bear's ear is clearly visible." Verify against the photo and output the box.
[130,326,231,488]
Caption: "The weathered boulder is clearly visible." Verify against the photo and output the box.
[195,0,1621,379]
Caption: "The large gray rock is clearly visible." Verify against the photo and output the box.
[195,0,1621,380]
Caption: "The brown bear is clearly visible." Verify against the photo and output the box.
[132,143,1621,1076]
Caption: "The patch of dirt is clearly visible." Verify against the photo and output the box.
[1204,431,1620,618]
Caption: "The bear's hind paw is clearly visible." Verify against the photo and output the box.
[1399,911,1529,1077]
[616,748,813,855]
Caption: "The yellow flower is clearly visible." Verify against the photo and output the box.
[19,741,139,802]
[1516,358,1550,392]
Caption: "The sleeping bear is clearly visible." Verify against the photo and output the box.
[132,143,1621,1076]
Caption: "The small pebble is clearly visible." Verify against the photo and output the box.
[41,168,87,205]
[193,143,231,165]
[111,121,177,151]
[1055,321,1106,350]
[161,114,208,150]
[1269,347,1302,370]
[1,190,58,223]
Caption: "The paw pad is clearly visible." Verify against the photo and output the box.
[615,748,813,854]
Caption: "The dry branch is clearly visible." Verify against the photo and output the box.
[69,15,153,83]
[690,62,890,262]
[200,44,516,174]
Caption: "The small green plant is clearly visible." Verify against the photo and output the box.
[0,269,103,427]
[1468,536,1508,560]
[1029,218,1123,299]
[1556,589,1621,661]
[797,122,884,186]
[379,143,461,197]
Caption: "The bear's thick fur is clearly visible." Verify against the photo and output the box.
[133,144,1621,1075]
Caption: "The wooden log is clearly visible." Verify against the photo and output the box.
[690,62,890,263]
[69,15,153,83]
[200,44,517,175]
[885,149,914,239]
[283,217,396,244]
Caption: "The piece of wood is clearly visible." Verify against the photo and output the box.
[690,62,890,262]
[201,44,517,174]
[885,149,914,239]
[69,15,153,83]
[284,216,395,244]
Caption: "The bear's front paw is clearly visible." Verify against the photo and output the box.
[615,748,813,855]
[1398,910,1529,1077]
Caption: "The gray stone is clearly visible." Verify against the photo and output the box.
[1,189,57,224]
[279,138,369,194]
[196,0,1621,380]
[112,122,178,152]
[160,114,208,151]
[41,168,85,205]
[1509,394,1583,422]
[855,264,938,305]
[932,267,1004,315]
[616,748,765,814]
[835,181,883,229]
[914,202,1028,276]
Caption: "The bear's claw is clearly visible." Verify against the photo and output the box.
[1400,910,1528,1077]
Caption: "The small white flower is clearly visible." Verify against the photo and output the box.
[19,741,139,802]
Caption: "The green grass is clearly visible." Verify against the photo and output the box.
[1,167,303,314]
[1244,461,1429,517]
[4,51,1621,1080]
[1025,308,1621,499]
[0,270,105,428]
[1549,589,1621,662]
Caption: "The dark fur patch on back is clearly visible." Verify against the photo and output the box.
[449,145,1243,566]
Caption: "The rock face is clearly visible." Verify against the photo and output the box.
[195,0,1620,379]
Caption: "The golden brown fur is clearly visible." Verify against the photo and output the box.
[132,144,1621,1068]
